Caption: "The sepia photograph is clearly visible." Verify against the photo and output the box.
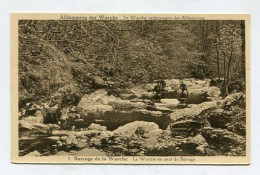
[11,13,250,164]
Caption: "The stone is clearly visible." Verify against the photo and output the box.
[160,98,180,107]
[113,121,162,148]
[23,110,44,123]
[77,90,117,114]
[169,101,217,122]
[133,109,163,117]
[57,141,63,147]
[90,138,102,146]
[207,108,232,128]
[76,142,87,148]
[191,134,208,153]
[74,119,84,122]
[167,120,203,137]
[75,130,99,137]
[116,89,139,100]
[34,111,44,123]
[19,120,50,133]
[60,107,70,121]
[109,100,147,111]
[60,136,68,141]
[201,127,246,155]
[191,134,208,146]
[46,123,60,130]
[92,76,106,89]
[65,134,77,145]
[24,150,41,157]
[222,92,245,110]
[98,131,114,139]
[47,136,60,141]
[154,103,172,112]
[88,123,107,131]
[140,92,157,100]
[113,121,160,136]
[52,130,69,136]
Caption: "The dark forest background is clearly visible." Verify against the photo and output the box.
[18,20,245,108]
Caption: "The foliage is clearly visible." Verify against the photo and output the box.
[18,20,245,106]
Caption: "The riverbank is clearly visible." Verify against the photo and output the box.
[19,78,246,156]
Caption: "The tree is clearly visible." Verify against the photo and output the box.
[212,21,243,96]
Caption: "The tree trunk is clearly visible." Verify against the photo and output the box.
[215,22,220,81]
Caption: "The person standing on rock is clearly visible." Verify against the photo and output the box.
[153,80,166,95]
[180,81,188,95]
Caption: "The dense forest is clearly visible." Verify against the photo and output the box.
[18,20,245,107]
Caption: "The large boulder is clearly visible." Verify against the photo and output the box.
[109,100,147,111]
[167,120,203,137]
[88,123,107,131]
[201,127,246,156]
[190,134,209,153]
[160,98,180,108]
[225,111,246,136]
[114,121,162,137]
[222,92,245,110]
[153,102,173,112]
[77,90,117,114]
[206,108,232,128]
[19,120,50,134]
[111,89,139,100]
[92,76,106,89]
[169,101,217,122]
[113,121,162,148]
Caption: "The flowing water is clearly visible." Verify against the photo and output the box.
[19,91,211,156]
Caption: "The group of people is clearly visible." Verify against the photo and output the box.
[153,80,188,95]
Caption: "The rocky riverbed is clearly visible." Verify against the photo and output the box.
[18,78,246,157]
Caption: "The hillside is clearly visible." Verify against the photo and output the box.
[18,20,245,108]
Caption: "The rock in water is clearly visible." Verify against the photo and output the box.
[113,121,160,136]
[160,99,180,107]
[88,123,107,131]
[154,103,172,112]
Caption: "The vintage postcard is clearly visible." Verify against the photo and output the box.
[11,13,250,164]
